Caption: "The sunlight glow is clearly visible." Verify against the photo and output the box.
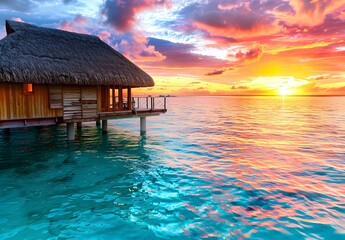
[278,87,291,96]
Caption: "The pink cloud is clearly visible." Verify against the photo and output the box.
[117,32,166,62]
[277,0,345,26]
[59,14,90,34]
[183,0,283,39]
[98,30,111,41]
[229,45,263,63]
[11,17,24,22]
[101,0,171,31]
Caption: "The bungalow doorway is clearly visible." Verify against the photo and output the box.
[101,86,121,112]
[101,86,132,112]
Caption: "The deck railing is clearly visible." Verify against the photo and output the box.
[132,96,167,111]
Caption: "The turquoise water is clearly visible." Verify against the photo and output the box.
[0,96,344,239]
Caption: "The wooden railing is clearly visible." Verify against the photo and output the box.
[132,96,167,112]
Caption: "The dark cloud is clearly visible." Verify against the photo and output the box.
[148,38,229,68]
[0,0,35,12]
[63,0,77,4]
[230,46,263,63]
[231,85,249,90]
[205,69,226,76]
[179,0,281,37]
[101,0,170,31]
[307,75,330,81]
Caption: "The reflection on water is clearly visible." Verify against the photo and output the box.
[0,96,344,239]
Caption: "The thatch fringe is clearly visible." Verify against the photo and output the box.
[0,20,154,87]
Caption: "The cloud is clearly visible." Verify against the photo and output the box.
[98,30,111,41]
[101,0,171,32]
[147,38,229,69]
[116,33,166,62]
[205,69,226,76]
[11,17,24,22]
[205,68,235,76]
[307,74,330,81]
[204,34,237,47]
[180,0,283,38]
[0,0,35,12]
[276,0,345,27]
[63,0,77,4]
[231,85,249,90]
[229,45,263,63]
[59,14,90,34]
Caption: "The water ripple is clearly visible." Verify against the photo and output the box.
[0,96,344,239]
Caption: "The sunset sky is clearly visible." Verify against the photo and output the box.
[1,0,345,95]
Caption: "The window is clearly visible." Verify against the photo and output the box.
[24,83,33,94]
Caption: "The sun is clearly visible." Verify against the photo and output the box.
[278,87,291,96]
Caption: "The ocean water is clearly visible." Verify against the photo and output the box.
[0,96,344,240]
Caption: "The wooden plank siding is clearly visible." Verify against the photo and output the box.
[49,86,63,109]
[81,87,97,119]
[63,86,82,121]
[62,86,98,121]
[0,84,143,126]
[0,83,62,120]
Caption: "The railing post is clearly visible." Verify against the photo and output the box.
[164,96,166,110]
[146,97,149,109]
[137,97,139,109]
[151,97,155,110]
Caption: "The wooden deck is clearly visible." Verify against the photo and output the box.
[0,97,167,128]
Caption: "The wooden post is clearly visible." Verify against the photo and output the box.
[96,120,100,126]
[67,122,75,141]
[119,86,123,110]
[102,120,108,133]
[3,128,10,135]
[164,96,166,110]
[77,122,82,129]
[127,87,132,110]
[140,117,146,135]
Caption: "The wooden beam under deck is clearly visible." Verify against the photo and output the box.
[0,117,63,129]
[0,109,166,129]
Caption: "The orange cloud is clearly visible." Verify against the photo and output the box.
[277,0,345,26]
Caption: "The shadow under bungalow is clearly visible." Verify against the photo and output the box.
[0,20,167,140]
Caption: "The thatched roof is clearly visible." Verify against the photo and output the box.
[0,20,154,87]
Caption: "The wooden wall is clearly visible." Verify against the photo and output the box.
[62,86,98,121]
[0,83,132,122]
[0,83,63,120]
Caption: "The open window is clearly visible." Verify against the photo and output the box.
[23,83,33,95]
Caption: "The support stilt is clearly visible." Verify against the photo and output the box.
[3,128,10,135]
[96,120,101,126]
[77,122,82,129]
[102,120,108,133]
[67,122,75,141]
[140,117,146,135]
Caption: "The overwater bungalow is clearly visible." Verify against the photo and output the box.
[0,20,166,140]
